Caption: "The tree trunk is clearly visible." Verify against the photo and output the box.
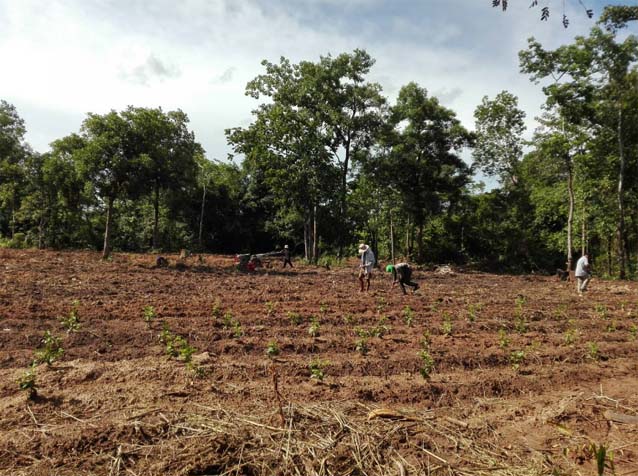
[566,156,574,272]
[303,216,309,261]
[312,205,318,264]
[152,182,160,250]
[390,214,395,265]
[617,108,627,279]
[607,234,613,277]
[405,216,410,261]
[102,196,115,260]
[38,213,45,249]
[198,183,206,249]
[581,202,586,256]
[337,137,351,257]
[417,222,424,263]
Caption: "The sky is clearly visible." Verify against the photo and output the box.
[0,0,629,165]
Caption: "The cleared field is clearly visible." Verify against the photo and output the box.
[1,249,637,475]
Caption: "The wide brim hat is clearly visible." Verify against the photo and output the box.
[358,244,369,254]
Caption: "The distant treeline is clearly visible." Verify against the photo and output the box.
[1,17,638,276]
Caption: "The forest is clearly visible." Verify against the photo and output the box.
[1,7,637,277]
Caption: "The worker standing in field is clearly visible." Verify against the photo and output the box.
[386,263,420,295]
[575,253,591,296]
[358,244,375,292]
[282,244,293,268]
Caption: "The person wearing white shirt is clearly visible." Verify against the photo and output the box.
[575,253,591,295]
[358,244,375,292]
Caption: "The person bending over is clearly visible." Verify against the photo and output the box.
[386,263,419,295]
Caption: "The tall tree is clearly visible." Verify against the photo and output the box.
[473,91,526,186]
[74,111,147,259]
[122,107,201,250]
[520,27,638,277]
[370,82,473,261]
[238,50,385,251]
[0,100,30,239]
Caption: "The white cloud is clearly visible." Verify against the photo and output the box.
[0,0,608,159]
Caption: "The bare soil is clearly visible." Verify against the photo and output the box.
[1,249,637,475]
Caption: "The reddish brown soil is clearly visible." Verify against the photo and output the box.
[1,249,637,475]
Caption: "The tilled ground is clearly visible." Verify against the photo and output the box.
[1,249,637,475]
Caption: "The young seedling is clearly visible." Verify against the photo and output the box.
[595,304,608,320]
[211,299,223,320]
[509,350,525,371]
[308,317,320,338]
[589,442,614,476]
[587,341,600,361]
[33,331,64,366]
[418,348,434,378]
[421,329,431,347]
[59,300,81,333]
[376,297,386,313]
[371,316,389,338]
[17,363,38,399]
[319,303,329,317]
[467,303,481,322]
[564,327,578,346]
[266,341,280,358]
[222,311,234,329]
[309,359,326,381]
[554,303,568,320]
[342,313,354,325]
[605,321,617,333]
[265,301,277,317]
[355,337,369,355]
[441,313,453,336]
[498,327,510,349]
[142,305,156,328]
[287,311,303,325]
[231,319,244,338]
[629,324,637,341]
[402,306,414,327]
[514,296,527,333]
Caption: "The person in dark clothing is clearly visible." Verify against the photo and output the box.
[282,245,293,268]
[386,263,419,295]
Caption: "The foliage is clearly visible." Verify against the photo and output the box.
[266,341,280,358]
[402,305,414,327]
[59,300,81,333]
[309,359,326,381]
[355,337,369,356]
[587,341,600,361]
[441,313,453,336]
[17,363,38,399]
[33,331,64,366]
[143,305,156,327]
[308,317,320,338]
[498,327,510,349]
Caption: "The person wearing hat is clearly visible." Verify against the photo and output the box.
[386,263,419,295]
[282,244,293,268]
[358,244,375,291]
[575,252,591,295]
